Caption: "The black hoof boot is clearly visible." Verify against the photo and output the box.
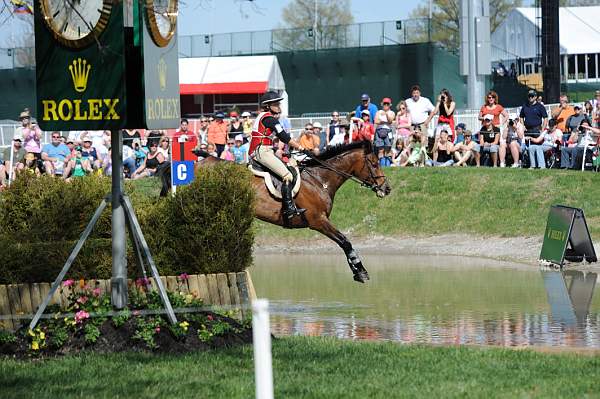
[353,271,369,283]
[354,262,370,280]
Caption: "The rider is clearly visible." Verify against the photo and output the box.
[249,91,306,220]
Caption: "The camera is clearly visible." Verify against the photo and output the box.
[508,119,514,127]
[579,126,586,133]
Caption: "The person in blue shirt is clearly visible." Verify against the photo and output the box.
[519,90,548,136]
[355,93,378,122]
[231,134,248,164]
[42,132,71,176]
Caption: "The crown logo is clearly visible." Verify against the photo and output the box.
[158,57,167,91]
[69,58,91,93]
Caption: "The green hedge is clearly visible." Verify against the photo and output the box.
[0,164,255,283]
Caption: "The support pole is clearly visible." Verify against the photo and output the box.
[252,299,274,399]
[111,129,128,309]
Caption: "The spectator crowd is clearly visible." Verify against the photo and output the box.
[3,86,600,190]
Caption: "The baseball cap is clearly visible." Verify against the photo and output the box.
[361,94,370,101]
[230,111,239,118]
[528,89,537,97]
[83,137,92,142]
[215,111,225,119]
[382,97,392,104]
[456,123,466,130]
[483,114,494,121]
[574,105,581,110]
[241,111,251,117]
[234,134,244,142]
[361,109,370,116]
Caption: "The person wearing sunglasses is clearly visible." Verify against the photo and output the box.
[41,132,70,176]
[479,90,508,129]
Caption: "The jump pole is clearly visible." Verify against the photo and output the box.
[252,299,274,399]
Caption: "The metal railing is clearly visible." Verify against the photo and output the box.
[178,18,432,58]
[0,47,35,70]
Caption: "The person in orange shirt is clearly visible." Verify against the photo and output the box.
[551,94,575,133]
[207,111,228,156]
[298,123,320,155]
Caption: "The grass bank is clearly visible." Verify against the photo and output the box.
[255,168,600,241]
[1,337,598,398]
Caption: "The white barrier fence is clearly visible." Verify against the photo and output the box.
[252,299,274,399]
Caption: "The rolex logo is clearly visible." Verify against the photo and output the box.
[158,57,167,91]
[69,58,91,93]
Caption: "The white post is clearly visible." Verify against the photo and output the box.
[252,299,274,399]
[7,138,14,186]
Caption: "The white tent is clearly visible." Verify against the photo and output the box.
[493,6,600,60]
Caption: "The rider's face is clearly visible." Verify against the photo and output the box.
[269,103,281,114]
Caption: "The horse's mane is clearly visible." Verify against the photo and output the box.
[302,140,372,166]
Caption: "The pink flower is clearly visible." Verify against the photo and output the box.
[76,296,89,304]
[135,277,150,287]
[155,327,161,333]
[132,310,141,316]
[62,279,75,287]
[74,310,90,323]
[92,288,102,297]
[178,273,189,281]
[207,314,213,321]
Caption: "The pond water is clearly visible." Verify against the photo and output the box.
[250,254,600,349]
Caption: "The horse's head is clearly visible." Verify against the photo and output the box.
[353,142,391,198]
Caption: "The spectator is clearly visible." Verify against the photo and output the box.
[561,120,595,169]
[528,119,561,169]
[81,137,101,170]
[157,137,170,161]
[401,131,427,167]
[479,90,508,129]
[232,134,248,164]
[241,111,253,142]
[374,97,395,165]
[426,129,454,167]
[593,100,600,128]
[395,100,412,145]
[520,90,548,138]
[352,110,375,143]
[131,141,161,179]
[479,116,500,167]
[313,122,327,153]
[405,85,435,136]
[197,118,209,145]
[584,101,594,119]
[551,94,575,133]
[102,147,112,176]
[454,123,466,145]
[228,112,243,141]
[565,105,590,136]
[67,130,85,145]
[207,111,228,156]
[23,152,42,176]
[122,143,137,178]
[355,93,378,122]
[328,111,345,146]
[206,143,218,157]
[64,146,93,180]
[133,139,147,169]
[147,130,165,148]
[220,138,236,161]
[17,109,42,161]
[391,139,407,167]
[432,88,456,141]
[122,129,141,148]
[41,132,70,175]
[299,123,320,154]
[590,90,600,110]
[454,131,477,167]
[2,134,26,174]
[174,118,198,156]
[499,115,524,168]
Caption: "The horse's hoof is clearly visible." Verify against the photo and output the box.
[353,271,369,283]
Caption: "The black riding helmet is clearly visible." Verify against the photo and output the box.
[260,91,284,108]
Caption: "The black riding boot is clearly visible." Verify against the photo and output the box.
[281,181,305,220]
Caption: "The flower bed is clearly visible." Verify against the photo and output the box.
[0,278,253,359]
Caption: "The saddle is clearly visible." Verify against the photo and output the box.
[248,159,301,200]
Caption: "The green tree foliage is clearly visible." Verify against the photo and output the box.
[560,0,600,5]
[277,0,354,51]
[410,0,522,51]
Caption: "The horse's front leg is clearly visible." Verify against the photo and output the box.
[310,216,369,283]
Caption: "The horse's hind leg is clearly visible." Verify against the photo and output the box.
[311,217,369,283]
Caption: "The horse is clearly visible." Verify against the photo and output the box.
[191,140,391,283]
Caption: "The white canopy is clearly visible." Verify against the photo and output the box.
[179,55,285,95]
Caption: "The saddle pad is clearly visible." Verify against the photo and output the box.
[248,161,301,200]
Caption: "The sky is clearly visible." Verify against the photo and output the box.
[0,0,538,47]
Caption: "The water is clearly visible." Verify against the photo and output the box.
[250,254,600,349]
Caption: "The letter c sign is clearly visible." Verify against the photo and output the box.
[172,161,194,186]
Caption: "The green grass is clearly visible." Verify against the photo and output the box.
[1,336,599,398]
[255,168,600,240]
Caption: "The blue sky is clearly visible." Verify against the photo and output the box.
[0,0,537,46]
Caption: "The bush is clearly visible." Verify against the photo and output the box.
[0,163,255,284]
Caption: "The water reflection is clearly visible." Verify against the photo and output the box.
[251,254,600,349]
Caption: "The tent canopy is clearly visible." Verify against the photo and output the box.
[179,55,286,95]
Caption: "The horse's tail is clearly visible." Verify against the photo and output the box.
[158,162,171,197]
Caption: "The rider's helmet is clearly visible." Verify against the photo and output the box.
[260,91,284,110]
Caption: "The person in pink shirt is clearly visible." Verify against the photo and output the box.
[17,109,43,159]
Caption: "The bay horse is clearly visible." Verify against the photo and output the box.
[195,140,391,283]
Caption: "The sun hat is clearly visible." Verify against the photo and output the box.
[241,111,251,117]
[361,109,370,116]
[312,122,322,129]
[13,133,22,141]
[382,97,392,104]
[234,134,244,142]
[483,114,494,121]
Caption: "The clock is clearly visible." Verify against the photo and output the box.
[145,0,178,47]
[39,0,114,49]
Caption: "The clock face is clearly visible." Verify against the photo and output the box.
[145,0,178,47]
[40,0,113,48]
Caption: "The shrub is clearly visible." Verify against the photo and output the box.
[0,163,255,284]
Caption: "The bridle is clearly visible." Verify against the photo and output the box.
[300,149,388,193]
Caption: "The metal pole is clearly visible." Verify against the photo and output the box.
[111,129,127,309]
[252,299,274,399]
[313,0,318,50]
[428,0,433,42]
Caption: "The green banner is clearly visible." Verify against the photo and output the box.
[140,1,180,129]
[34,1,127,131]
[539,206,575,265]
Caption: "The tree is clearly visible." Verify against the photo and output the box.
[409,0,522,52]
[277,0,354,51]
[560,0,600,5]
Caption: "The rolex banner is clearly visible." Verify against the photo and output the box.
[140,1,180,129]
[34,1,127,131]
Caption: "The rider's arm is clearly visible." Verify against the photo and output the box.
[263,116,304,150]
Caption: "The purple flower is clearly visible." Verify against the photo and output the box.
[178,273,189,281]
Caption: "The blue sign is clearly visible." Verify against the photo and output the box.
[172,161,195,186]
